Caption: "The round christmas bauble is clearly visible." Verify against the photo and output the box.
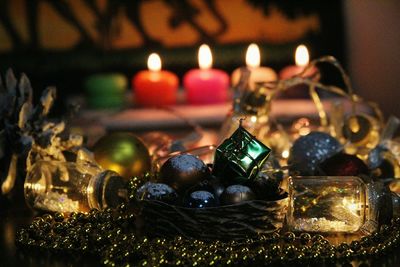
[136,182,178,204]
[220,185,255,205]
[317,152,369,176]
[288,131,342,175]
[184,190,217,208]
[159,154,210,194]
[209,177,225,199]
[185,177,225,200]
[92,132,152,181]
[249,173,281,200]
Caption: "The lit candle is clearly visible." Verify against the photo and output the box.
[279,44,316,79]
[133,53,179,107]
[231,43,277,89]
[278,44,317,98]
[183,44,229,105]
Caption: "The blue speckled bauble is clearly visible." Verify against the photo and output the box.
[186,177,225,200]
[288,131,342,175]
[220,185,255,205]
[184,191,217,208]
[136,182,178,204]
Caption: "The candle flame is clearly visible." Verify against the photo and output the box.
[295,45,309,67]
[148,53,162,71]
[198,44,212,70]
[246,43,261,68]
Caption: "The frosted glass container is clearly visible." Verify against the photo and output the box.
[287,176,367,233]
[24,161,127,213]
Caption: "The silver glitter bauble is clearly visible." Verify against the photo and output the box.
[288,131,342,175]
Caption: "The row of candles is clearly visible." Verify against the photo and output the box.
[134,43,312,106]
[88,43,312,108]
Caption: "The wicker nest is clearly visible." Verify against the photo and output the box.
[139,193,288,240]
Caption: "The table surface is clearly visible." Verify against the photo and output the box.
[2,195,400,267]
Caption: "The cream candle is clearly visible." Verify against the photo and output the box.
[183,44,229,105]
[231,43,277,89]
[133,53,179,107]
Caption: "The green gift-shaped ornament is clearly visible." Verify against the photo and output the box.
[213,125,271,184]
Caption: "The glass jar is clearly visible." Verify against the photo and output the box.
[24,161,127,213]
[287,176,393,234]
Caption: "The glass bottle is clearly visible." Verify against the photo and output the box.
[287,176,395,234]
[24,160,127,213]
[218,68,275,144]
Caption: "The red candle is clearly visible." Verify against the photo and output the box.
[183,44,229,105]
[133,53,179,107]
[279,44,316,79]
[278,45,317,98]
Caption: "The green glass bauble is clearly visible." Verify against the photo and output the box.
[93,132,151,181]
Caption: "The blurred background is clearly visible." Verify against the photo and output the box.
[0,0,399,117]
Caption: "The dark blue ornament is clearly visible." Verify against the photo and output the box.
[220,185,255,205]
[288,131,342,175]
[209,178,225,199]
[249,172,282,200]
[136,182,178,204]
[186,177,225,201]
[159,154,210,194]
[184,191,217,208]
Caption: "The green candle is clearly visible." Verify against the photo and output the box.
[85,73,127,109]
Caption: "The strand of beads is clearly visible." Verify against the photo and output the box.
[15,205,400,266]
[13,175,400,266]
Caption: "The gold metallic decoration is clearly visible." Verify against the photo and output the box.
[93,132,152,181]
[373,151,400,181]
[309,84,328,128]
[342,114,380,149]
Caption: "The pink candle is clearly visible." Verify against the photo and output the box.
[133,53,179,107]
[279,44,316,79]
[184,44,229,105]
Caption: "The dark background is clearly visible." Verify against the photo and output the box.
[0,0,346,115]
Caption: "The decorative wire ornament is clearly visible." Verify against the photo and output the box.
[260,56,384,129]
